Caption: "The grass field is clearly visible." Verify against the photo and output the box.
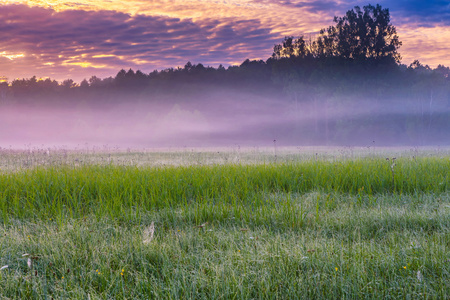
[0,147,449,299]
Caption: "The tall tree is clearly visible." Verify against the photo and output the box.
[321,4,402,62]
[273,4,402,63]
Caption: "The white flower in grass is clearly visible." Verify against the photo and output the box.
[143,221,155,244]
[27,258,32,269]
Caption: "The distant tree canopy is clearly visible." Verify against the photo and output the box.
[272,4,401,63]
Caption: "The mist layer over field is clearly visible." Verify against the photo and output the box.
[2,55,450,150]
[0,92,285,148]
[1,88,449,149]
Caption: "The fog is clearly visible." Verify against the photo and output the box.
[1,87,449,150]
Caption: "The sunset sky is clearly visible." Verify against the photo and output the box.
[1,0,449,83]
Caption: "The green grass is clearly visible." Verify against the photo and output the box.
[0,151,449,298]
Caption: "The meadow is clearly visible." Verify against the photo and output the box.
[0,147,449,299]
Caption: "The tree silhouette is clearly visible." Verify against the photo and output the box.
[273,4,401,63]
[327,4,401,62]
[272,36,311,59]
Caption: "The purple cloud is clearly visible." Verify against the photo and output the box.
[0,4,279,81]
[267,0,450,26]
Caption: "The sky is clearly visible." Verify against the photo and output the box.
[1,0,450,83]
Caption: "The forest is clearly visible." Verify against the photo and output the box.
[1,4,449,147]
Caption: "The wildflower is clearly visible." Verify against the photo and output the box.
[403,266,407,269]
[335,267,338,271]
[62,276,64,279]
[27,258,32,269]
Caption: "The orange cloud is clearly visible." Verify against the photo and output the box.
[397,24,450,67]
[0,51,25,60]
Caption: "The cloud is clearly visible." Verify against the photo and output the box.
[318,0,449,26]
[0,4,279,81]
[266,0,345,13]
[261,0,450,28]
[379,0,450,26]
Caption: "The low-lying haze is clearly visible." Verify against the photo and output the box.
[1,89,448,149]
